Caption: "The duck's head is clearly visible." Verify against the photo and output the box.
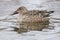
[11,6,28,15]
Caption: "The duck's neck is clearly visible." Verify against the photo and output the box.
[19,10,28,15]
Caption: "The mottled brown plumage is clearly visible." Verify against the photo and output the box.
[11,6,54,33]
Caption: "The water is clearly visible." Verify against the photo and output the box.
[0,0,60,40]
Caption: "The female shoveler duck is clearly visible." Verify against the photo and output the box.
[11,6,54,33]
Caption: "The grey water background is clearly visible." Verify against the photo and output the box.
[0,0,60,40]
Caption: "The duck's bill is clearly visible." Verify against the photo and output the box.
[10,11,18,15]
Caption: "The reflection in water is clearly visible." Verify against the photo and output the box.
[0,14,60,32]
[0,15,60,33]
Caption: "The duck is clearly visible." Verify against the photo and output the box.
[11,6,54,33]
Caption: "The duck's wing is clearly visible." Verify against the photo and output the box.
[23,10,42,16]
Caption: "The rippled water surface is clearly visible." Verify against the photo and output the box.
[0,0,60,40]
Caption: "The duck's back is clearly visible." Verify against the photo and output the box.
[18,10,49,23]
